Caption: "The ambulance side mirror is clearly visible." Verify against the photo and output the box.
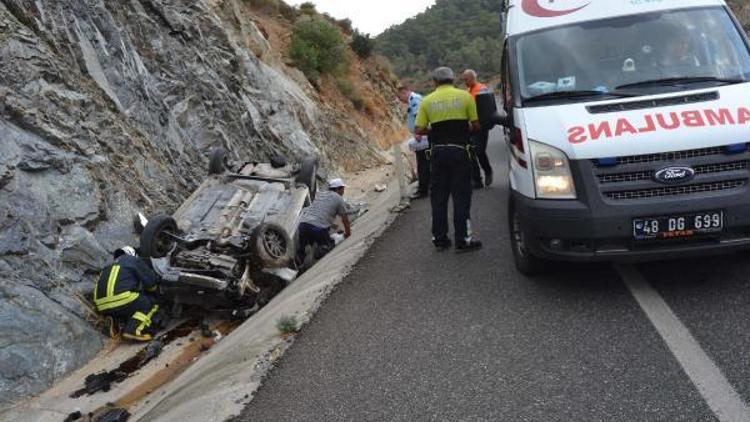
[476,93,510,129]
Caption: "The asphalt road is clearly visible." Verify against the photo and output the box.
[234,128,750,422]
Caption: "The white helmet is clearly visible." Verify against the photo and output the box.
[113,246,137,259]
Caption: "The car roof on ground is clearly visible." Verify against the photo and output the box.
[506,0,727,36]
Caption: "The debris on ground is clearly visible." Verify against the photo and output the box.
[63,410,83,421]
[70,320,199,398]
[71,371,128,397]
[92,407,130,422]
[391,202,411,213]
[200,320,213,338]
[374,184,388,192]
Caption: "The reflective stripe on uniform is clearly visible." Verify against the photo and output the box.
[94,265,140,312]
[107,265,120,298]
[133,305,159,336]
[95,292,140,311]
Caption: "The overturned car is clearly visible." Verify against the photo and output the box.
[138,148,317,318]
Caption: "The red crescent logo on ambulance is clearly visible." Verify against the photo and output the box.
[522,0,590,18]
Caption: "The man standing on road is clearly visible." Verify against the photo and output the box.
[297,179,352,264]
[416,67,483,253]
[462,69,494,189]
[398,86,430,199]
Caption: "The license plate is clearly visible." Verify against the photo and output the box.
[633,211,724,240]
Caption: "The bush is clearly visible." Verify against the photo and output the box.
[336,18,354,35]
[276,315,299,335]
[297,2,317,16]
[289,16,350,82]
[351,31,375,58]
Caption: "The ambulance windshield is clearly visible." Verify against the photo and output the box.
[516,7,750,103]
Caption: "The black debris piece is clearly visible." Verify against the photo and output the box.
[94,407,130,422]
[70,370,128,398]
[63,411,82,421]
[200,319,213,338]
[69,320,200,398]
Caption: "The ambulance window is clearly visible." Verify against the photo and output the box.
[514,7,750,104]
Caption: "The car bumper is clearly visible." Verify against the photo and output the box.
[514,191,750,262]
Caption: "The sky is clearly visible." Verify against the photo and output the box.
[282,0,436,35]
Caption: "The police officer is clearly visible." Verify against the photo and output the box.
[415,67,483,253]
[94,246,164,341]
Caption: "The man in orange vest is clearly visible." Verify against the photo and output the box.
[462,69,494,189]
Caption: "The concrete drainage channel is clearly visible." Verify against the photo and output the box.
[3,177,404,422]
[63,319,242,422]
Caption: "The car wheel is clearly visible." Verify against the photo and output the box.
[250,223,292,268]
[296,156,318,201]
[140,215,179,258]
[208,147,229,175]
[509,199,547,276]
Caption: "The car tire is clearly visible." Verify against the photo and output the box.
[250,223,293,268]
[509,198,548,276]
[140,215,179,258]
[296,156,318,201]
[208,147,229,175]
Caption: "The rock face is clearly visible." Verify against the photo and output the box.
[728,1,750,33]
[0,0,401,405]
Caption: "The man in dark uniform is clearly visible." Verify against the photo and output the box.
[462,69,494,188]
[94,246,164,341]
[415,67,483,253]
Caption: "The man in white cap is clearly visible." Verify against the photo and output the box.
[297,178,352,262]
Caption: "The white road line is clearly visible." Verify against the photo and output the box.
[616,264,750,422]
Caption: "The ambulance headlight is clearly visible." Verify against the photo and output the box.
[530,140,576,199]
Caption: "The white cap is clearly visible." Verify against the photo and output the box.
[328,178,347,189]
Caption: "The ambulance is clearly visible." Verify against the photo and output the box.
[478,0,750,274]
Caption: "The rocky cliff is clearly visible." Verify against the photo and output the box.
[0,0,404,406]
[729,0,750,33]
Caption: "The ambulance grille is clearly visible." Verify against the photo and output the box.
[592,145,750,201]
[603,180,746,200]
[597,161,749,184]
[586,92,719,114]
[614,146,725,165]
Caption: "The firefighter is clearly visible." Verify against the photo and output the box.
[94,246,164,341]
[415,67,483,253]
[462,69,494,188]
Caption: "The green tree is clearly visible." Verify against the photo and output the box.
[297,2,317,16]
[351,31,376,58]
[289,15,350,82]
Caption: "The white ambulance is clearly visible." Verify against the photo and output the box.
[478,0,750,274]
